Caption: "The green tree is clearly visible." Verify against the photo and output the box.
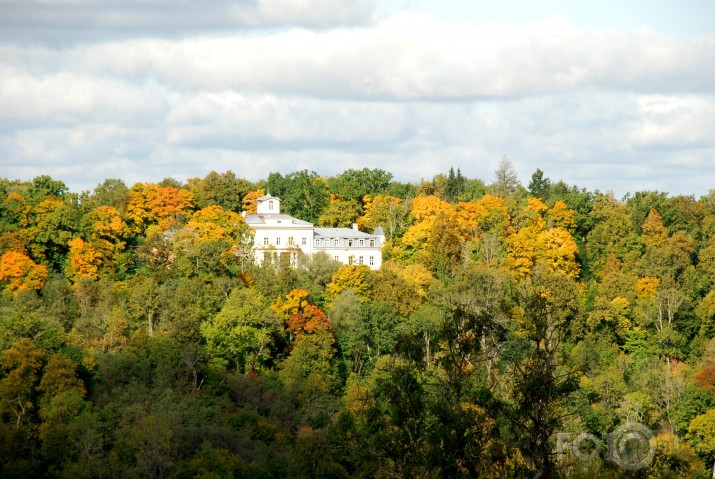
[503,272,582,478]
[327,168,393,205]
[0,338,45,428]
[187,171,253,213]
[528,168,551,200]
[200,287,279,372]
[318,195,362,227]
[266,170,330,223]
[688,409,715,477]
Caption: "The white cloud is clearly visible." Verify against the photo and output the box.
[0,9,714,197]
[0,0,375,43]
[630,95,715,149]
[43,13,710,101]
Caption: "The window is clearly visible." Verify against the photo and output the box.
[358,255,364,265]
[276,237,281,246]
[370,239,375,247]
[359,239,364,247]
[348,255,354,265]
[288,237,294,246]
[348,240,353,247]
[302,237,307,246]
[268,201,274,211]
[263,237,269,246]
[315,239,320,246]
[369,256,374,266]
[334,255,339,261]
[334,238,339,247]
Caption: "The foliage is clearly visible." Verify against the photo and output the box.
[0,168,715,478]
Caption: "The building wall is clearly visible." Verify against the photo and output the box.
[246,194,383,270]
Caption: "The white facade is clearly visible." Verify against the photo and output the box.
[244,194,384,270]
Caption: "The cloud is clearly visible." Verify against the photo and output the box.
[0,10,714,197]
[39,14,707,101]
[0,0,375,44]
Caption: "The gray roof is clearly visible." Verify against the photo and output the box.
[244,214,312,226]
[256,194,277,202]
[314,227,381,238]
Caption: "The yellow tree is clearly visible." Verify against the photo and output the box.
[66,238,103,282]
[0,251,47,291]
[454,194,512,240]
[83,205,127,261]
[324,265,372,307]
[272,288,311,322]
[0,251,49,292]
[394,195,455,265]
[186,205,245,242]
[507,198,579,279]
[318,195,362,227]
[242,189,265,215]
[546,200,576,232]
[358,194,408,240]
[506,199,547,279]
[535,228,580,278]
[125,183,193,234]
[641,208,669,247]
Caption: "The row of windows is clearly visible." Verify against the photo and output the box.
[262,237,307,246]
[345,255,375,266]
[314,238,376,247]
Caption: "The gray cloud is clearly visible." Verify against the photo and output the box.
[0,10,714,198]
[0,0,375,44]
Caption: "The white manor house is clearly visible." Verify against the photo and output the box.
[243,194,384,270]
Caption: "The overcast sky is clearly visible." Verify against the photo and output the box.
[1,0,714,198]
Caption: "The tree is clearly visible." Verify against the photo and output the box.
[125,183,194,235]
[266,170,329,223]
[327,168,393,205]
[358,194,408,240]
[443,167,465,203]
[324,265,372,307]
[287,304,332,339]
[187,171,253,212]
[242,189,265,215]
[0,250,48,292]
[318,195,362,227]
[26,196,79,272]
[586,192,641,275]
[528,168,551,200]
[66,237,103,282]
[504,272,582,477]
[0,338,45,428]
[201,287,279,372]
[27,175,68,203]
[491,156,520,199]
[688,409,715,477]
[86,178,129,211]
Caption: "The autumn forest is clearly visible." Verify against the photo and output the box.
[2,162,715,478]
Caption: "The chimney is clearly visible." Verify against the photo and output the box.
[352,223,358,231]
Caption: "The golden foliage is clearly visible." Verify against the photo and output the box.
[272,288,311,320]
[125,183,194,233]
[546,200,576,232]
[67,237,103,282]
[0,250,48,292]
[641,208,669,247]
[242,189,265,215]
[325,265,372,306]
[636,276,661,299]
[186,205,244,242]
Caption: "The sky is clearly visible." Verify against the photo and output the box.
[1,0,714,198]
